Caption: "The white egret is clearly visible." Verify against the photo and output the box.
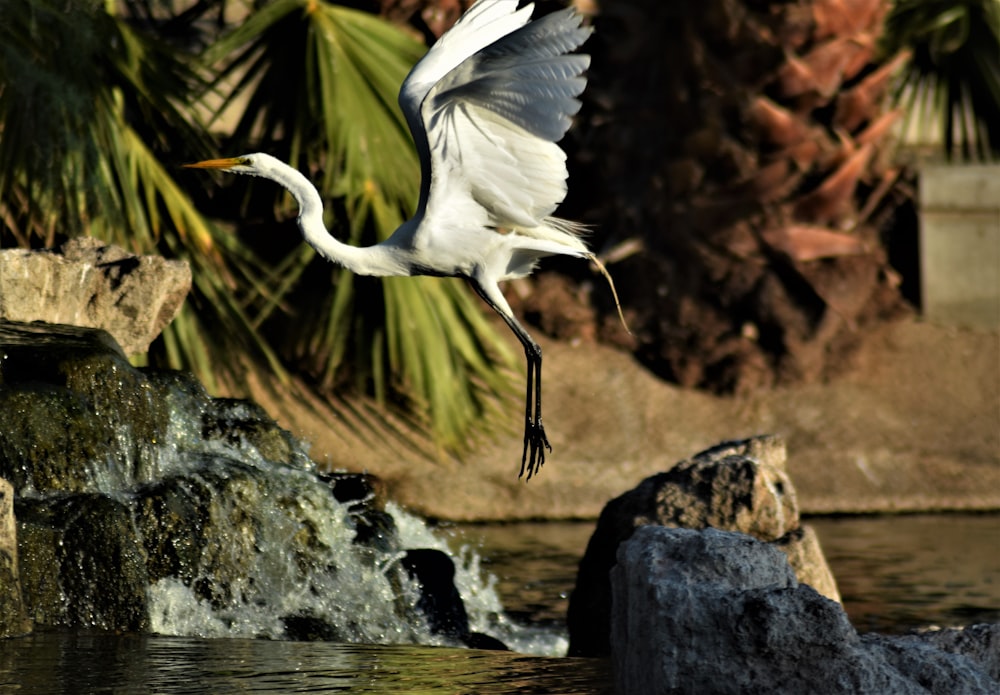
[187,0,618,479]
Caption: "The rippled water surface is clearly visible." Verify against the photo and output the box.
[2,514,995,693]
[0,633,612,694]
[810,513,1000,632]
[448,513,1000,636]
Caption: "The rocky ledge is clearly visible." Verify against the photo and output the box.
[0,237,190,355]
[566,436,998,693]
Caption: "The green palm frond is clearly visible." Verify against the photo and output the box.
[108,126,289,391]
[201,0,515,447]
[0,0,283,390]
[0,0,114,241]
[884,0,1000,161]
[1,0,518,451]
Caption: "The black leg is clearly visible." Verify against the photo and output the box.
[519,339,550,479]
[470,279,551,479]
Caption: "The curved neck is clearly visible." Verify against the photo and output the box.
[260,161,408,277]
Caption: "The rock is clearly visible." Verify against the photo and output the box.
[907,625,1000,682]
[0,321,501,644]
[281,613,343,641]
[0,237,190,354]
[773,524,841,603]
[643,436,800,540]
[320,472,399,552]
[611,526,998,695]
[0,478,30,637]
[400,549,471,642]
[0,322,167,494]
[567,435,839,656]
[17,494,149,632]
[398,549,508,651]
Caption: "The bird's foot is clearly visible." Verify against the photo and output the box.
[519,419,552,480]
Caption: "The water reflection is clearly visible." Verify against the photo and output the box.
[0,632,612,694]
[449,513,1000,636]
[810,513,1000,633]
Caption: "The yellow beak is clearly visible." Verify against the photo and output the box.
[183,157,242,169]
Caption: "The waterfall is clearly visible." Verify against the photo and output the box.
[0,322,562,655]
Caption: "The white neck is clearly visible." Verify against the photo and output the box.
[251,155,410,277]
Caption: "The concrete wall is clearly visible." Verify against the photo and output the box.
[919,164,1000,329]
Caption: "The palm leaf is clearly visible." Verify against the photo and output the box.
[0,0,285,393]
[200,0,516,448]
[885,0,1000,160]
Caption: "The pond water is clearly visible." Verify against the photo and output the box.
[0,633,612,694]
[447,513,1000,636]
[1,513,995,693]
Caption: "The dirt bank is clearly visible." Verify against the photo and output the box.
[249,317,999,521]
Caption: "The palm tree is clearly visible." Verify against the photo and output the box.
[0,0,282,393]
[0,0,514,452]
[565,0,914,393]
[884,0,1000,161]
[197,0,515,447]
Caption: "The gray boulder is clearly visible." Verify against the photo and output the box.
[568,435,839,656]
[611,526,998,694]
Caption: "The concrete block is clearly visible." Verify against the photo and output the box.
[919,164,1000,329]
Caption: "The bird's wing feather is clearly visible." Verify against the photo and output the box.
[427,102,570,227]
[406,4,592,237]
[399,0,531,117]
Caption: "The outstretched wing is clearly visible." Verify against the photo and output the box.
[399,1,591,231]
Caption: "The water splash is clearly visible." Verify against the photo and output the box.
[0,323,565,655]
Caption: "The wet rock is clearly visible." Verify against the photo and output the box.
[0,237,190,355]
[17,494,149,632]
[322,472,386,511]
[401,549,471,643]
[136,456,295,612]
[320,472,397,552]
[0,478,30,637]
[611,526,998,695]
[0,322,165,493]
[134,471,216,587]
[201,398,312,469]
[282,613,343,641]
[399,548,508,651]
[351,509,398,553]
[568,435,839,656]
[0,321,499,645]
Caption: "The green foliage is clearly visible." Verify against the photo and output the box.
[201,0,515,445]
[0,0,281,391]
[884,0,1000,160]
[0,0,515,451]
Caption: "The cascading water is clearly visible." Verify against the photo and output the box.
[0,321,564,656]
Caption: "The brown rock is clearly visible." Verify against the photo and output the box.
[0,478,31,637]
[0,237,190,355]
[774,524,842,603]
[567,435,840,657]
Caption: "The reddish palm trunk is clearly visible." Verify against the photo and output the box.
[571,0,910,392]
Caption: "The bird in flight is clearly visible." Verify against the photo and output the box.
[187,0,620,479]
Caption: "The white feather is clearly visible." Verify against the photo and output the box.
[187,0,602,479]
